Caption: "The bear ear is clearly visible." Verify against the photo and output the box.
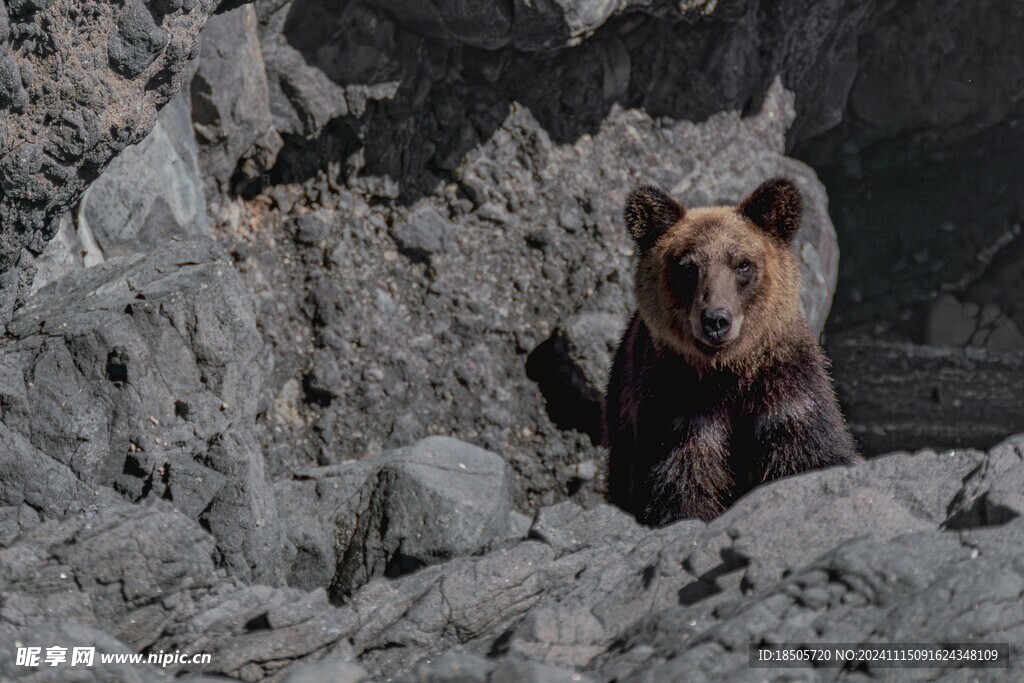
[624,186,684,250]
[739,177,803,243]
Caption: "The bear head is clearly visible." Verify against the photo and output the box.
[625,177,805,375]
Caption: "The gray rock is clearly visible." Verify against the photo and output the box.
[395,652,594,682]
[192,4,282,188]
[926,294,979,348]
[258,2,400,138]
[275,436,514,598]
[0,419,121,542]
[29,213,89,294]
[389,207,452,260]
[528,502,645,559]
[33,91,206,289]
[280,660,368,683]
[340,439,1024,679]
[0,503,218,652]
[108,0,170,78]
[2,238,290,584]
[294,212,332,246]
[151,584,356,681]
[78,91,209,261]
[0,0,226,326]
[0,501,352,682]
[6,436,1024,681]
[0,620,172,682]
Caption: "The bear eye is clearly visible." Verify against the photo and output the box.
[678,256,697,271]
[670,255,699,294]
[675,256,698,278]
[735,259,753,275]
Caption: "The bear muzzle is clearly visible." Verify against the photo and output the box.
[696,307,740,349]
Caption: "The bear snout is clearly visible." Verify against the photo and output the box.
[700,307,733,345]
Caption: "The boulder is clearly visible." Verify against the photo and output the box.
[1,237,290,584]
[192,4,282,188]
[77,92,209,261]
[275,436,516,598]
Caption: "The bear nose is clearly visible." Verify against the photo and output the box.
[701,308,732,338]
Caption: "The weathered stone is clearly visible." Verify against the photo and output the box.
[0,0,230,326]
[2,238,290,584]
[275,436,514,597]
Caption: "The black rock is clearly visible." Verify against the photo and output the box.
[109,0,171,78]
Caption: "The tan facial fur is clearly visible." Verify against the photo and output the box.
[635,206,802,377]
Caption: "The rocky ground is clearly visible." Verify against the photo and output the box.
[2,0,1024,681]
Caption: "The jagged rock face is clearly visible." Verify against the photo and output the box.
[275,435,520,597]
[191,4,281,189]
[0,0,227,327]
[5,439,1024,681]
[32,89,210,292]
[1,237,290,584]
[2,0,1024,680]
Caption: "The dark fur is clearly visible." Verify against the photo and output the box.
[624,186,684,250]
[739,176,803,243]
[605,178,859,526]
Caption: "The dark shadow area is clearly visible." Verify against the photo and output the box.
[943,493,1020,531]
[275,0,773,201]
[811,105,1024,339]
[677,547,749,606]
[525,335,603,445]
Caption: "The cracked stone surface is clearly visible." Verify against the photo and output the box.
[6,439,1024,681]
[2,0,1024,680]
[0,0,231,327]
[0,236,290,584]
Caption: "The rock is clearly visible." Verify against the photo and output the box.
[0,0,228,327]
[78,91,209,261]
[529,310,625,440]
[389,207,452,261]
[151,584,356,681]
[0,504,218,651]
[192,4,282,188]
[0,501,355,682]
[275,436,515,597]
[294,212,332,246]
[108,0,170,78]
[528,502,645,559]
[30,213,89,293]
[32,91,206,289]
[0,620,172,682]
[553,313,623,407]
[6,435,1024,680]
[280,660,369,683]
[258,1,400,138]
[0,419,121,541]
[926,294,979,348]
[341,438,1024,679]
[944,435,1024,530]
[829,340,1024,455]
[2,238,290,584]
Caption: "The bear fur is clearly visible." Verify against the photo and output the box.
[604,177,859,526]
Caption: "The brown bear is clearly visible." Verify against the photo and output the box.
[604,177,860,526]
